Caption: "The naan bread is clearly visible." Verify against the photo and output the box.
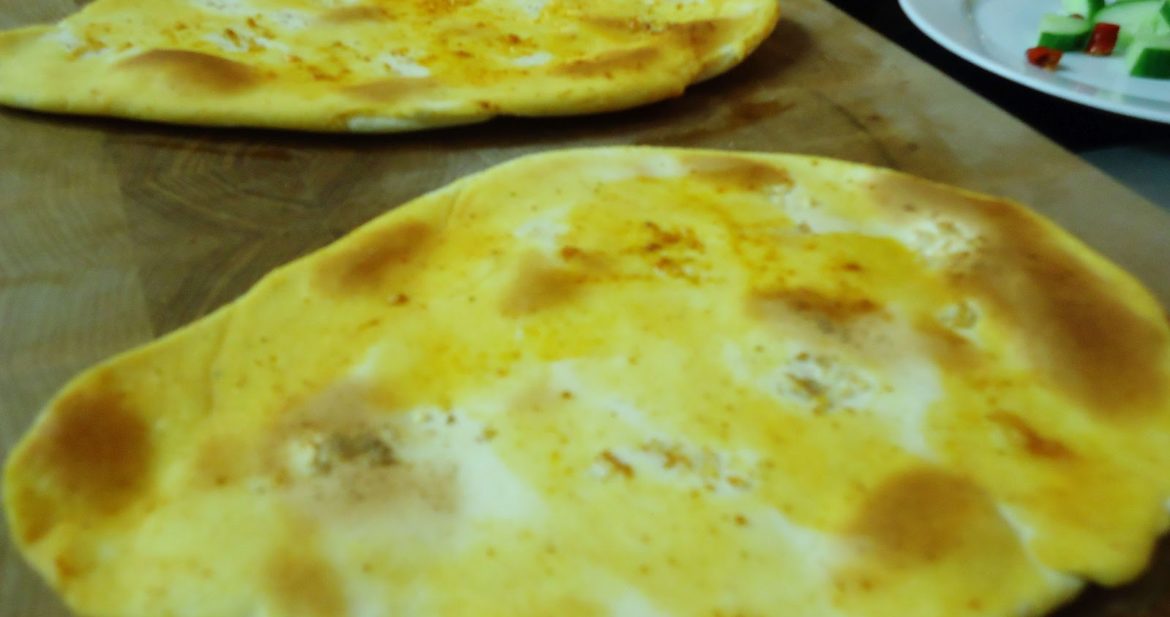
[6,147,1170,617]
[0,0,779,132]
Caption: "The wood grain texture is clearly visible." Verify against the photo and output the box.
[2,0,1170,615]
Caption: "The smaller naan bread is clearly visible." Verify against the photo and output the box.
[0,0,779,132]
[6,147,1170,617]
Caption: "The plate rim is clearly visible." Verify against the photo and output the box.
[898,0,1170,124]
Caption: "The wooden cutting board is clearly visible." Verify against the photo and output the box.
[3,0,1170,615]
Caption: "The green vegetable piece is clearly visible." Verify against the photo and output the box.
[1037,13,1093,50]
[1126,35,1170,77]
[1063,0,1106,18]
[1094,0,1164,50]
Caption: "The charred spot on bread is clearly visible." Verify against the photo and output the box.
[120,49,260,94]
[23,373,154,516]
[313,220,437,295]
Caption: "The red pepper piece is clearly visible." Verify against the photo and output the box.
[1026,46,1064,70]
[1086,22,1120,56]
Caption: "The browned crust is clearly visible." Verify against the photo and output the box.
[343,77,436,102]
[312,220,438,295]
[119,49,260,94]
[554,46,662,78]
[870,173,1170,420]
[319,5,393,23]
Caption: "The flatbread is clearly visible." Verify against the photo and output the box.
[0,0,779,132]
[6,147,1170,617]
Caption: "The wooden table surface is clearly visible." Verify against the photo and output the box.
[3,1,1170,615]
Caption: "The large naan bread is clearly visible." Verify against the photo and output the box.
[0,0,779,131]
[6,147,1170,617]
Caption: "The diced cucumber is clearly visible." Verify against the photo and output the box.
[1063,0,1105,18]
[1095,0,1165,50]
[1093,0,1162,31]
[1126,35,1170,77]
[1037,13,1093,50]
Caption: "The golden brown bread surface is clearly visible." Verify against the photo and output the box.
[5,147,1170,616]
[0,0,780,131]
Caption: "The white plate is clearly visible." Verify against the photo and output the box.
[899,0,1170,124]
